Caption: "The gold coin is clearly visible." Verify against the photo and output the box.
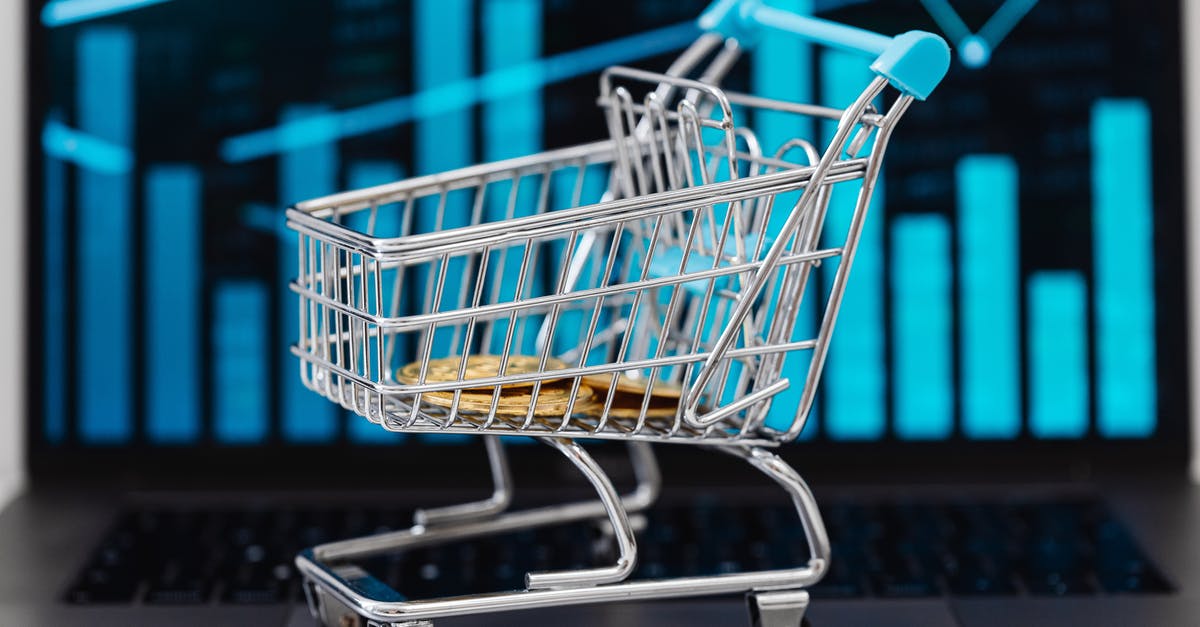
[581,373,684,400]
[419,379,594,416]
[583,389,681,420]
[399,354,568,389]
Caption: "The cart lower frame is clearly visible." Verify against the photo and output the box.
[296,437,829,627]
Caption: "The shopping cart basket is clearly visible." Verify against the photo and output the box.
[287,1,949,625]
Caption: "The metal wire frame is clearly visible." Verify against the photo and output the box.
[285,75,904,447]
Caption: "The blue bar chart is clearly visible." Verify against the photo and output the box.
[38,1,1174,449]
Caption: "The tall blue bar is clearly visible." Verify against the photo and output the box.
[753,0,818,438]
[819,49,885,440]
[483,0,543,357]
[484,0,541,162]
[1027,271,1089,439]
[891,214,953,440]
[77,27,134,444]
[214,280,269,444]
[145,165,202,443]
[345,161,408,445]
[280,104,339,443]
[957,155,1020,439]
[415,0,472,177]
[416,0,472,443]
[43,151,66,442]
[1092,99,1156,438]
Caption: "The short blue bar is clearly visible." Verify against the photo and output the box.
[280,104,339,443]
[214,280,269,444]
[892,214,953,440]
[43,151,66,443]
[819,49,886,440]
[145,165,202,443]
[1027,271,1089,439]
[77,27,134,444]
[345,161,408,445]
[892,212,955,437]
[957,155,1020,439]
[1092,99,1157,438]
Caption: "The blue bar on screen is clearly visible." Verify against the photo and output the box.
[1027,271,1089,439]
[415,0,472,176]
[344,161,408,445]
[280,104,339,443]
[44,151,66,443]
[484,0,543,357]
[145,165,202,443]
[957,155,1020,439]
[753,0,818,438]
[77,27,134,444]
[214,280,269,444]
[1092,99,1157,438]
[819,49,885,440]
[484,0,541,162]
[416,0,473,444]
[891,214,953,440]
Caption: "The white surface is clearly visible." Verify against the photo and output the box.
[1186,0,1200,484]
[0,1,25,506]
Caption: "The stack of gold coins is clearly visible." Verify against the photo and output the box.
[398,355,592,417]
[581,373,684,422]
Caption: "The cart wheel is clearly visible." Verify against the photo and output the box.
[746,589,809,627]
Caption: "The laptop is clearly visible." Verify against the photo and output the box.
[1,0,1198,625]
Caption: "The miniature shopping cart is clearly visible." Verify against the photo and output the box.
[285,1,948,625]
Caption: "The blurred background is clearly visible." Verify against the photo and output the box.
[25,0,1185,464]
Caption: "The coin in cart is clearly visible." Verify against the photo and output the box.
[398,354,568,389]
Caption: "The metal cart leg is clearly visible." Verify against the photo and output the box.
[526,438,638,589]
[413,435,512,526]
[721,445,829,627]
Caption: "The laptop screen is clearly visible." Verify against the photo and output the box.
[28,0,1188,467]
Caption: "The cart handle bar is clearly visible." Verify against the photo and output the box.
[699,0,950,100]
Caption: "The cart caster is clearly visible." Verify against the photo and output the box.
[746,589,810,627]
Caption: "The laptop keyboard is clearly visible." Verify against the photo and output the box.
[63,498,1171,604]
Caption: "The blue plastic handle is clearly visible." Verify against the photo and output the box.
[699,0,950,100]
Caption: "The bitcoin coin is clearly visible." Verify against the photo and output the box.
[420,379,594,416]
[399,354,568,389]
[581,373,683,400]
[583,389,681,420]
